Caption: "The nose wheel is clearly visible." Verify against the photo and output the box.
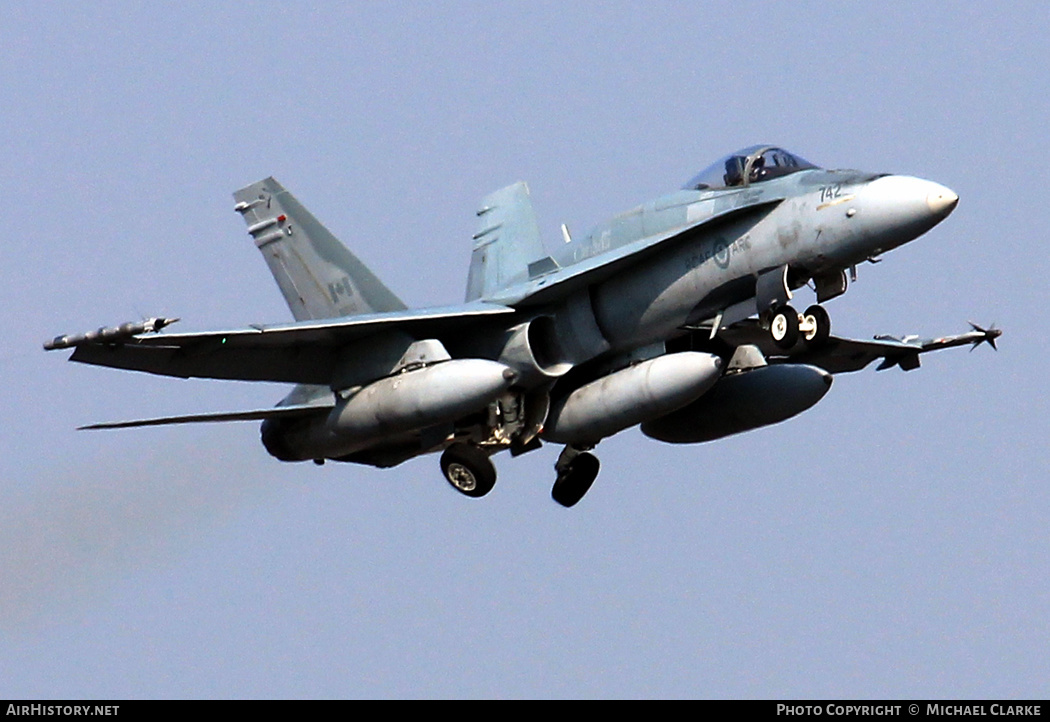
[440,443,497,498]
[770,304,831,349]
[801,304,831,347]
[770,305,799,349]
[552,446,600,507]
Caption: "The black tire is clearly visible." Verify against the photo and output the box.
[770,305,799,349]
[551,452,600,508]
[440,444,497,498]
[802,304,831,348]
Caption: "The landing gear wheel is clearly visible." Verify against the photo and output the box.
[440,444,496,498]
[551,452,600,508]
[770,305,800,349]
[802,304,831,348]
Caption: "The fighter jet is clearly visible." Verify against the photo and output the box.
[46,145,997,506]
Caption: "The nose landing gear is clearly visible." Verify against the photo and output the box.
[770,304,831,349]
[800,304,831,347]
[770,305,800,348]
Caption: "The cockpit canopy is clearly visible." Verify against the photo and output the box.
[683,145,819,191]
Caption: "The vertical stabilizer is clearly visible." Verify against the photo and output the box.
[466,182,558,301]
[234,178,406,321]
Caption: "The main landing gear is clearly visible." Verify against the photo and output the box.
[439,441,601,507]
[770,304,831,350]
[551,445,600,508]
[440,443,497,498]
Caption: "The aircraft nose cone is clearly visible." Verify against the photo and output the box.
[859,175,959,234]
[926,184,959,218]
[838,175,960,260]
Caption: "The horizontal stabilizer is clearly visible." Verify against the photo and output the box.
[79,402,333,430]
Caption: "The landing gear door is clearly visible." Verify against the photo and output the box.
[815,269,848,303]
[755,264,793,314]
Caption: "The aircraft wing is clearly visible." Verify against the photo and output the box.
[491,198,784,307]
[58,302,516,385]
[783,335,926,373]
[715,321,1001,373]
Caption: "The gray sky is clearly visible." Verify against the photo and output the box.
[2,1,1047,698]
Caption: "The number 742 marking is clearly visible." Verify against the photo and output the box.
[819,184,843,203]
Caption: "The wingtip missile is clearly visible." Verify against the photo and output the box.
[866,321,1001,370]
[43,317,179,351]
[967,321,1001,351]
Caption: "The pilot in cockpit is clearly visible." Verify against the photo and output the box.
[688,146,818,193]
[723,157,744,187]
[748,155,766,183]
